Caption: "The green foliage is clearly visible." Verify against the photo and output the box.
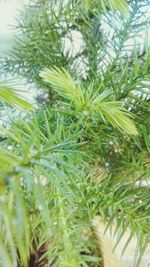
[0,110,150,267]
[2,0,149,87]
[0,81,33,110]
[40,67,137,135]
[0,0,130,85]
[0,111,100,267]
[82,0,129,17]
[0,0,150,267]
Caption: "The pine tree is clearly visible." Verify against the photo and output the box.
[0,0,150,266]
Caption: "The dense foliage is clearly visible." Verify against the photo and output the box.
[0,0,150,266]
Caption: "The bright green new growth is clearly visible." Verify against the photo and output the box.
[0,81,33,110]
[107,0,129,16]
[82,0,129,17]
[40,67,137,135]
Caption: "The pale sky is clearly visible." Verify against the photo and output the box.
[0,0,24,34]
